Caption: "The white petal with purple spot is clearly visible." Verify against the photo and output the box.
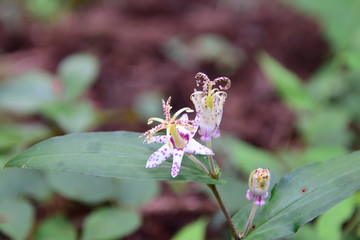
[185,139,214,155]
[146,144,172,168]
[150,135,168,144]
[171,149,185,177]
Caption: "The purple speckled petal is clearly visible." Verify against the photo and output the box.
[199,126,212,142]
[171,149,185,177]
[254,195,265,206]
[185,139,214,155]
[189,114,200,138]
[150,135,168,144]
[146,144,172,168]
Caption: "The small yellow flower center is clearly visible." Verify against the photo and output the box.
[170,125,186,149]
[205,83,214,109]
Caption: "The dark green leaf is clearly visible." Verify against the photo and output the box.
[232,151,360,240]
[5,131,222,184]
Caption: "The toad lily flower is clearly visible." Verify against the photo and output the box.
[141,97,214,177]
[246,168,271,205]
[190,72,231,142]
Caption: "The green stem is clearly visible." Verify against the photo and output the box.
[206,140,218,178]
[240,203,258,239]
[186,154,210,176]
[207,184,240,240]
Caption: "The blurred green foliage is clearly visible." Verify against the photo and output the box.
[35,214,77,240]
[0,52,160,239]
[172,218,209,240]
[81,207,141,240]
[163,33,245,74]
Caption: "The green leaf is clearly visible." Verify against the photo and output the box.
[24,0,65,20]
[58,53,99,100]
[278,146,349,170]
[133,91,165,121]
[306,65,346,104]
[35,214,77,240]
[0,71,55,114]
[216,135,287,178]
[258,53,317,111]
[216,172,248,213]
[298,108,352,147]
[232,150,360,240]
[0,199,34,240]
[342,51,360,72]
[287,0,360,50]
[41,101,97,133]
[293,225,317,240]
[46,171,114,205]
[0,169,52,201]
[114,179,160,207]
[5,131,222,184]
[81,207,141,240]
[315,195,356,240]
[172,218,208,240]
[0,123,51,149]
[300,146,348,164]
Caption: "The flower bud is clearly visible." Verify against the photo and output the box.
[246,168,270,205]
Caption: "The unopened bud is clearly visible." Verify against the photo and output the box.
[246,168,270,205]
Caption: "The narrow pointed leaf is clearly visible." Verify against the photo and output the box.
[259,53,316,111]
[232,151,360,240]
[5,131,222,184]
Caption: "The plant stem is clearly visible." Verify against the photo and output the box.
[186,154,210,175]
[240,203,258,239]
[207,184,240,240]
[206,140,218,178]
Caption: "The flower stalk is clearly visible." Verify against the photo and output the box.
[207,183,240,240]
[240,203,258,239]
[186,154,210,176]
[206,140,218,179]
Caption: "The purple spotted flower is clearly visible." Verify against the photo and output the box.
[190,72,231,142]
[246,168,271,205]
[141,97,214,177]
